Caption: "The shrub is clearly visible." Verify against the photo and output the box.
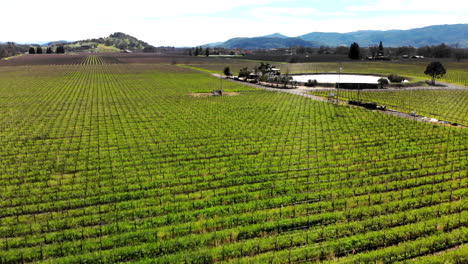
[223,66,232,76]
[238,67,251,78]
[305,79,318,87]
[378,78,389,88]
[388,74,405,83]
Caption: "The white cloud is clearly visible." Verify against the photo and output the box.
[347,0,468,13]
[138,13,468,46]
[0,0,286,43]
[1,0,287,20]
[249,7,319,17]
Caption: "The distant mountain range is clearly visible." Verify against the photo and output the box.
[207,36,321,49]
[204,24,468,49]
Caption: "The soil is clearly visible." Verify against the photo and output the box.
[190,92,240,97]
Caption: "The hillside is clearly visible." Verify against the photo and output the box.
[205,24,468,49]
[66,32,155,52]
[0,42,28,59]
[299,24,468,47]
[207,36,320,49]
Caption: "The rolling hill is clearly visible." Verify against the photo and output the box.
[210,36,321,49]
[65,32,155,52]
[205,24,468,49]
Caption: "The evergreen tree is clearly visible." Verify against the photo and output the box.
[223,66,231,76]
[46,47,53,54]
[348,42,360,60]
[36,47,43,54]
[56,46,65,54]
[29,47,36,54]
[378,41,384,56]
[205,48,210,57]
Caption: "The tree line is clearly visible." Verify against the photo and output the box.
[348,42,467,61]
[240,43,467,63]
[0,43,67,59]
[188,47,211,57]
[0,42,28,59]
[28,46,65,54]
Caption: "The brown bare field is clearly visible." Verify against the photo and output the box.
[0,54,87,66]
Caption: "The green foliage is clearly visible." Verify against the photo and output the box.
[378,78,389,88]
[238,66,251,78]
[274,61,468,86]
[425,61,447,85]
[28,47,36,54]
[223,66,231,76]
[56,46,65,54]
[68,32,154,52]
[388,74,405,83]
[0,55,466,263]
[305,79,318,87]
[310,89,468,124]
[348,42,361,60]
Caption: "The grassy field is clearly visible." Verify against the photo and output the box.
[95,44,121,53]
[185,58,468,86]
[0,54,467,263]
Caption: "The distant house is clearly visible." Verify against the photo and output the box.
[123,49,133,53]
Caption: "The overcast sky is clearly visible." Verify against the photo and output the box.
[1,0,467,46]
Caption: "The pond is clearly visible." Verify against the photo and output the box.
[292,74,389,84]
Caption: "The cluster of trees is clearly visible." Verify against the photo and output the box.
[348,42,467,61]
[64,32,155,52]
[0,42,28,59]
[0,42,67,59]
[386,43,465,60]
[28,46,65,54]
[189,47,211,57]
[240,43,467,63]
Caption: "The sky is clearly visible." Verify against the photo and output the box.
[1,0,467,47]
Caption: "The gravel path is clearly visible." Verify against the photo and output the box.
[212,74,467,128]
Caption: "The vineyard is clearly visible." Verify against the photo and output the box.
[310,89,468,125]
[281,61,468,86]
[0,54,467,263]
[185,59,468,87]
